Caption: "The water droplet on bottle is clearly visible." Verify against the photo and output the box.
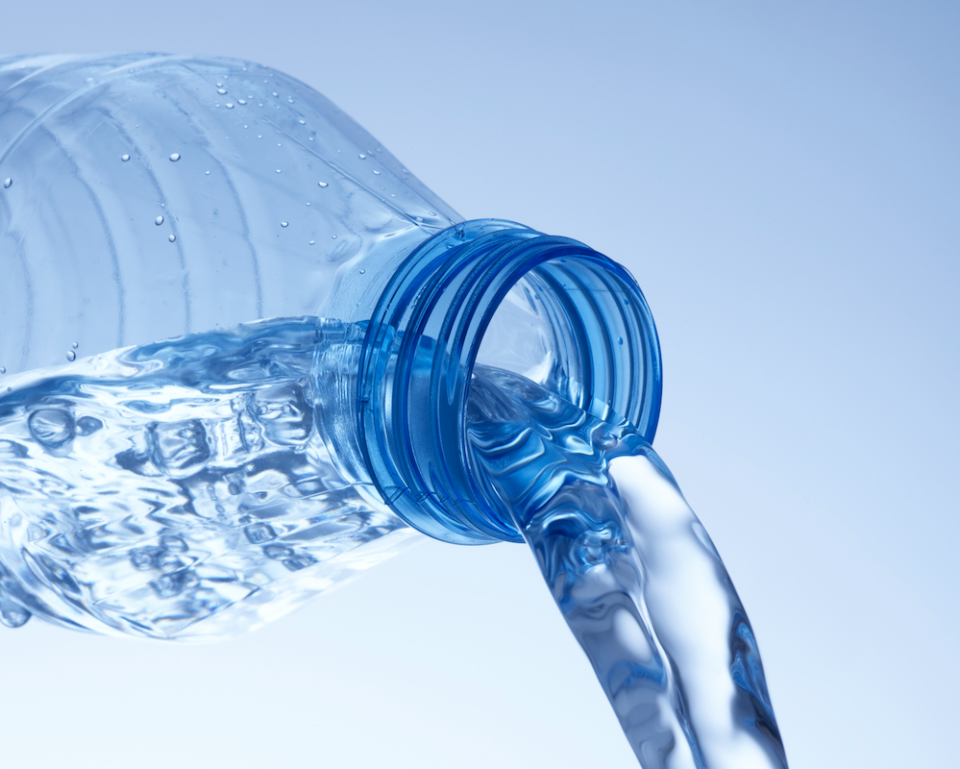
[276,169,281,173]
[331,234,337,239]
[373,169,381,175]
[298,119,306,125]
[169,153,181,162]
[205,170,211,175]
[306,202,311,206]
[71,341,78,349]
[226,102,234,109]
[318,181,328,188]
[618,336,624,345]
[3,178,11,188]
[288,97,294,103]
[216,82,223,87]
[121,154,130,162]
[272,91,278,97]
[238,99,247,105]
[168,234,177,242]
[277,142,282,147]
[359,269,365,274]
[358,153,366,159]
[308,240,315,245]
[66,351,76,362]
[217,87,227,94]
[0,367,6,375]
[155,215,164,225]
[280,221,289,228]
[257,134,262,139]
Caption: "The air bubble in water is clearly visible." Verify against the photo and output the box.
[169,153,181,162]
[155,216,164,225]
[66,351,76,362]
[3,178,11,188]
[168,234,177,242]
[121,154,130,162]
[281,222,289,228]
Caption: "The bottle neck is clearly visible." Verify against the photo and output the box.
[357,219,662,544]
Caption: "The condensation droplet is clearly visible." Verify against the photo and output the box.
[257,135,262,139]
[281,221,289,228]
[272,91,278,97]
[276,169,282,173]
[217,88,227,95]
[318,181,328,188]
[298,119,305,125]
[168,234,177,242]
[169,153,181,162]
[3,178,11,188]
[238,99,247,105]
[306,202,311,206]
[71,342,78,349]
[618,336,624,345]
[373,169,381,175]
[358,153,366,159]
[66,351,76,362]
[155,216,164,225]
[121,154,130,162]
[0,367,6,374]
[331,234,337,239]
[226,103,234,109]
[359,269,365,274]
[205,171,211,175]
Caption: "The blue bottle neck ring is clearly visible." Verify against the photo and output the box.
[357,219,662,544]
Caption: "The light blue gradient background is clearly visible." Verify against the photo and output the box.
[2,2,957,767]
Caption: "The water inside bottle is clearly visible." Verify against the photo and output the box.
[0,317,786,767]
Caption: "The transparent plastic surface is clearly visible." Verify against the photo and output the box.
[0,318,422,639]
[0,53,456,376]
[0,53,787,766]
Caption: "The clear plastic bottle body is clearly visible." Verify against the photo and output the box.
[0,53,456,376]
[0,54,662,641]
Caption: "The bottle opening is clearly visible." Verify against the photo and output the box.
[358,219,662,544]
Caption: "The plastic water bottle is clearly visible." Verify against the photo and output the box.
[0,54,787,767]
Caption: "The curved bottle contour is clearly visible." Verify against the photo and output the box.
[0,53,456,376]
[0,54,662,554]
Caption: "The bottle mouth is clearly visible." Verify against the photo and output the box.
[357,219,662,544]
